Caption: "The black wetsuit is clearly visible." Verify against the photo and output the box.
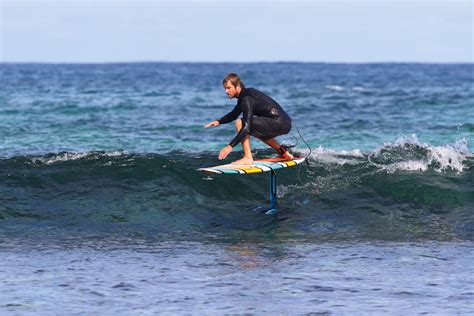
[218,87,292,147]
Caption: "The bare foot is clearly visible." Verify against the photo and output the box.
[231,157,254,165]
[281,151,294,160]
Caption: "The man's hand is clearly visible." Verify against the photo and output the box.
[218,145,233,160]
[204,120,219,128]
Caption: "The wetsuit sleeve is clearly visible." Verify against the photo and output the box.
[228,96,254,147]
[218,104,241,124]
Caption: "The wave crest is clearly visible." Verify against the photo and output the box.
[26,151,130,165]
[299,135,470,173]
[368,135,469,173]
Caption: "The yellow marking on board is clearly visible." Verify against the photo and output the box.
[237,166,263,173]
[284,161,297,167]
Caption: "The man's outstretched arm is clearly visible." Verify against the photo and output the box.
[217,104,241,125]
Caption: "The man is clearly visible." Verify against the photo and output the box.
[204,73,294,164]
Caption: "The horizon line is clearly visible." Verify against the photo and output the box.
[1,60,473,65]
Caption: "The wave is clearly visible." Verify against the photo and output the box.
[304,135,470,173]
[369,135,470,173]
[0,137,473,241]
[4,135,470,176]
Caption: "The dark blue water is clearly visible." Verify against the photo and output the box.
[1,63,473,314]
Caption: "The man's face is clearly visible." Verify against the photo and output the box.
[224,82,240,99]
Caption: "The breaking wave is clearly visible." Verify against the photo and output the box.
[0,136,472,241]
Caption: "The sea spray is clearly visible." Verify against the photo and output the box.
[368,134,469,173]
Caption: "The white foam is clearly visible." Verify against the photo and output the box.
[29,151,129,165]
[325,85,345,91]
[297,135,469,173]
[384,160,429,173]
[300,146,365,166]
[372,135,469,173]
[429,138,469,172]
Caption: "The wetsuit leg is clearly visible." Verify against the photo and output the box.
[250,117,291,140]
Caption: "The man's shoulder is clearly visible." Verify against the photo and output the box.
[245,87,260,94]
[240,87,262,99]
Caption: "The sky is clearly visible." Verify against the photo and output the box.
[0,0,472,63]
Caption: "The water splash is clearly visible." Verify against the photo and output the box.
[368,135,469,173]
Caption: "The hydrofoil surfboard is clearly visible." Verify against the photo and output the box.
[198,156,305,174]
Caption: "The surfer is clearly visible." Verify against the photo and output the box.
[204,73,294,164]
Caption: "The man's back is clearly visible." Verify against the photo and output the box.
[238,87,290,120]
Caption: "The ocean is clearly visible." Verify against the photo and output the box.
[1,62,473,314]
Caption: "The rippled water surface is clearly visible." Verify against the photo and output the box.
[2,239,473,314]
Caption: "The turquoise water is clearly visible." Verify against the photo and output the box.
[0,63,473,314]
